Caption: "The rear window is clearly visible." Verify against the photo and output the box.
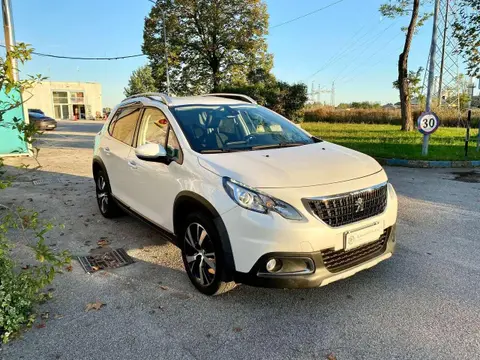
[108,107,141,145]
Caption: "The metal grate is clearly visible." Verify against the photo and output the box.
[305,183,388,227]
[321,227,391,273]
[77,248,135,274]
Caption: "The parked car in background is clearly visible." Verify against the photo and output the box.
[28,108,45,115]
[93,92,398,296]
[28,111,57,130]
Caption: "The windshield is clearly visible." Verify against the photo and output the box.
[171,104,315,153]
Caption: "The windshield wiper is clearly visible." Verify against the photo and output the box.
[200,148,250,153]
[251,142,307,150]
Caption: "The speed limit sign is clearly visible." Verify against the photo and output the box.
[417,111,440,135]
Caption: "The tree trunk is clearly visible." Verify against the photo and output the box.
[398,0,420,131]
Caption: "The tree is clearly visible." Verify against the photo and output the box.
[123,65,157,97]
[218,72,308,121]
[380,1,431,131]
[453,0,480,77]
[143,0,272,95]
[393,66,423,104]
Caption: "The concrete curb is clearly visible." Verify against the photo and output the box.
[376,158,480,168]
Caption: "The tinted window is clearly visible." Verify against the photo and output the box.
[108,107,141,145]
[171,105,313,153]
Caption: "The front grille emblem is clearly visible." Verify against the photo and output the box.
[354,198,364,213]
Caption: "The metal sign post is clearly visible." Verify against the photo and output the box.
[422,0,441,156]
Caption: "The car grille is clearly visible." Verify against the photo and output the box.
[305,183,388,227]
[320,227,391,273]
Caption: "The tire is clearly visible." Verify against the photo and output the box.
[180,212,236,296]
[94,169,123,218]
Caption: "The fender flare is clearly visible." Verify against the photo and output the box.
[174,191,236,276]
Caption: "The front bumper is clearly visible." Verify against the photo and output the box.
[34,120,57,130]
[233,225,396,288]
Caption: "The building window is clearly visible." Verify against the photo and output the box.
[53,91,68,104]
[71,92,84,104]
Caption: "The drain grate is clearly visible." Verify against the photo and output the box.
[32,178,64,186]
[77,248,135,274]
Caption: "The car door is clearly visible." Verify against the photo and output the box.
[100,105,142,206]
[127,106,184,231]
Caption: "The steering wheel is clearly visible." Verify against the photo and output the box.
[190,124,207,143]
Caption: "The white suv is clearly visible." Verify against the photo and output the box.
[93,93,398,295]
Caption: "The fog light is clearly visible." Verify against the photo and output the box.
[266,258,282,273]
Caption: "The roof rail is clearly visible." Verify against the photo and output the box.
[122,92,172,106]
[202,93,257,104]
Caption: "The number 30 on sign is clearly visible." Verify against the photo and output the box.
[417,111,440,135]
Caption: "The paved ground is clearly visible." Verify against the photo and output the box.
[1,120,479,360]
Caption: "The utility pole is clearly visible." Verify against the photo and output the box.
[2,0,18,81]
[423,0,441,156]
[331,81,336,107]
[437,0,449,107]
[149,0,170,95]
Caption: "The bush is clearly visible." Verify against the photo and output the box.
[0,204,71,343]
[303,106,480,128]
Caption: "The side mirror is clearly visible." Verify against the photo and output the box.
[135,143,170,164]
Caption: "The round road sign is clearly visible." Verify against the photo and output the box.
[417,111,440,135]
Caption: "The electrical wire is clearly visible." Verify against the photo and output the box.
[0,0,347,61]
[270,0,347,29]
[0,44,145,61]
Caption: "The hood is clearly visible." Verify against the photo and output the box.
[197,142,383,188]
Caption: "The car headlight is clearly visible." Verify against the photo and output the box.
[222,177,304,221]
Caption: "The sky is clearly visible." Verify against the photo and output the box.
[3,0,466,108]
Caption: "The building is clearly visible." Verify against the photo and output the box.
[25,81,102,120]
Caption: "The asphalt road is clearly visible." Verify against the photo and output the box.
[2,121,480,360]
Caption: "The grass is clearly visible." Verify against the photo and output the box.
[302,123,480,161]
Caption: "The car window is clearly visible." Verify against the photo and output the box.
[166,128,181,160]
[137,107,168,147]
[108,107,141,145]
[171,104,313,153]
[137,107,182,163]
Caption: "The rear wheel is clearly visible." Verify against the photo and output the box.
[94,169,123,218]
[181,212,236,296]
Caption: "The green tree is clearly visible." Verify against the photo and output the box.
[123,65,157,97]
[393,66,423,101]
[380,1,431,131]
[143,0,272,95]
[453,0,480,77]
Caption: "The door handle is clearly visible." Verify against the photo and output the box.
[128,160,137,169]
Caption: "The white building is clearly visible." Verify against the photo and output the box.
[25,81,102,120]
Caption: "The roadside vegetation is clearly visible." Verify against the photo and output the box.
[304,106,480,128]
[0,45,71,343]
[303,122,480,161]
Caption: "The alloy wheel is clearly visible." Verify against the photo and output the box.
[184,222,216,286]
[96,175,109,214]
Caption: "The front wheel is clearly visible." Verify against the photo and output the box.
[181,212,236,296]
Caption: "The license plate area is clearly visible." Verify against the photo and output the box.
[344,221,384,251]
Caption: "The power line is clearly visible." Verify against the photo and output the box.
[0,44,145,60]
[3,0,347,61]
[270,0,347,29]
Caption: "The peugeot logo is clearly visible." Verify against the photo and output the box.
[354,198,364,213]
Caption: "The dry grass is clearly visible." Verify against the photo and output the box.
[303,107,480,128]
